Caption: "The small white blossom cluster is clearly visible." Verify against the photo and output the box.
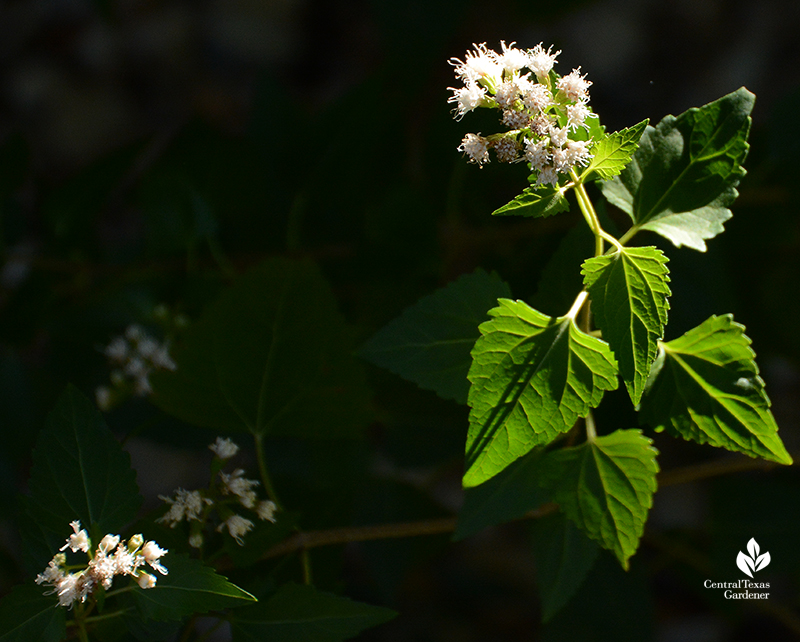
[448,42,595,187]
[96,324,177,410]
[36,521,168,608]
[157,438,277,547]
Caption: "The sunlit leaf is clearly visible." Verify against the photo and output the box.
[463,299,618,487]
[582,246,670,405]
[492,184,569,218]
[540,429,659,569]
[584,119,648,181]
[231,582,396,642]
[601,88,753,251]
[639,314,792,464]
[358,268,510,404]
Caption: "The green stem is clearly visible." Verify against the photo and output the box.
[618,225,639,246]
[72,602,90,642]
[585,411,597,443]
[254,433,282,510]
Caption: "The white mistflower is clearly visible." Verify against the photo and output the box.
[157,488,209,526]
[60,520,90,553]
[551,146,570,173]
[549,125,569,148]
[494,138,520,164]
[95,386,112,412]
[525,138,550,170]
[137,572,157,589]
[535,165,559,188]
[566,101,591,130]
[450,43,503,86]
[257,500,277,522]
[494,80,520,108]
[565,139,593,168]
[527,43,560,80]
[209,437,239,460]
[220,469,260,509]
[458,133,490,165]
[557,68,592,103]
[189,532,204,549]
[522,82,553,113]
[142,541,169,575]
[104,337,128,361]
[38,522,168,607]
[502,109,529,130]
[218,514,254,545]
[448,82,486,119]
[495,41,529,74]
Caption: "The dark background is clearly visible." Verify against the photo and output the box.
[1,0,799,640]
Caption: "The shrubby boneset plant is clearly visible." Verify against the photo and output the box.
[0,40,794,642]
[362,41,792,575]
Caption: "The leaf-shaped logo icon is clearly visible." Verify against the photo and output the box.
[737,550,754,577]
[737,538,770,577]
[754,551,771,572]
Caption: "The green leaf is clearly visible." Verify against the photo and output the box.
[583,119,648,181]
[582,246,671,405]
[23,385,142,567]
[530,512,599,621]
[130,553,256,621]
[639,314,793,464]
[231,582,396,642]
[463,299,618,487]
[600,87,754,251]
[0,584,66,642]
[358,268,510,404]
[491,184,569,218]
[152,258,371,438]
[539,429,659,569]
[455,449,551,541]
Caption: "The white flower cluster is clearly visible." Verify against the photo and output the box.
[36,521,168,608]
[157,438,277,547]
[96,324,177,410]
[448,42,595,187]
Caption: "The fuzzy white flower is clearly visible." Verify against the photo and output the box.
[157,488,209,525]
[522,83,553,113]
[95,386,113,411]
[256,500,277,522]
[189,532,204,549]
[535,165,559,188]
[142,541,169,575]
[458,133,490,165]
[450,43,503,85]
[493,138,520,164]
[209,437,239,460]
[137,572,157,589]
[502,109,529,130]
[525,139,550,170]
[38,522,167,607]
[60,520,90,553]
[565,139,593,167]
[549,126,569,148]
[104,337,128,361]
[448,82,486,119]
[495,41,529,74]
[494,80,520,109]
[220,469,260,509]
[217,514,254,545]
[566,102,591,130]
[557,68,592,103]
[527,43,560,79]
